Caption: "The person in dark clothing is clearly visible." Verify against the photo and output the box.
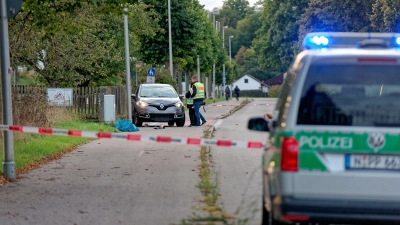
[190,75,207,126]
[234,86,240,101]
[225,86,230,101]
[185,83,197,127]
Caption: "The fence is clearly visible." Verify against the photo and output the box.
[11,85,127,122]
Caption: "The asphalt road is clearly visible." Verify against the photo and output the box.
[0,98,247,225]
[210,98,276,225]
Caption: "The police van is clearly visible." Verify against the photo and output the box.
[248,33,400,225]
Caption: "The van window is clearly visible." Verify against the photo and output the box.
[297,64,400,126]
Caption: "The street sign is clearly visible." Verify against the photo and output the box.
[262,86,269,93]
[7,0,22,19]
[147,68,156,77]
[146,76,155,84]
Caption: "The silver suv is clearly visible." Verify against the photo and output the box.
[131,84,185,127]
[249,32,400,225]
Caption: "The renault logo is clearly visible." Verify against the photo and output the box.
[367,132,385,152]
[159,103,164,109]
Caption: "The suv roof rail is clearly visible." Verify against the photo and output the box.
[303,32,400,50]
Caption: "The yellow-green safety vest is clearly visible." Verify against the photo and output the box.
[192,82,205,99]
[187,87,194,104]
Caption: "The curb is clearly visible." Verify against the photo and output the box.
[217,98,252,119]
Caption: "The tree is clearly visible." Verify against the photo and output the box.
[235,46,247,67]
[137,0,223,94]
[298,0,375,39]
[235,47,270,81]
[10,2,159,87]
[21,0,140,35]
[371,0,400,32]
[137,1,218,72]
[217,0,249,29]
[232,11,262,57]
[253,0,309,74]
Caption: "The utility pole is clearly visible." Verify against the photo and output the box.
[222,26,228,93]
[213,63,215,102]
[168,0,173,78]
[124,8,132,122]
[211,8,220,102]
[1,0,15,179]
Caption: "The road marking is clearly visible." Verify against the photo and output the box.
[214,119,224,128]
[138,150,144,158]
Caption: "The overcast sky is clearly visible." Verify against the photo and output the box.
[199,0,259,11]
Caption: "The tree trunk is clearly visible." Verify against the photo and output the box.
[185,71,189,93]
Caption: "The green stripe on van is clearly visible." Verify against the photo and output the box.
[299,151,327,171]
[296,131,400,154]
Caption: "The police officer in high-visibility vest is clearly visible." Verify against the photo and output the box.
[190,75,207,126]
[185,83,197,127]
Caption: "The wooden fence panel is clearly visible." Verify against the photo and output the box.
[12,85,125,122]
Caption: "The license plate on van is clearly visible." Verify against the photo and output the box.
[345,154,400,170]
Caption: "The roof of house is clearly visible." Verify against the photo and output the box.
[262,73,285,86]
[236,74,261,83]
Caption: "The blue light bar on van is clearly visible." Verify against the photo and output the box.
[311,36,329,45]
[303,32,400,50]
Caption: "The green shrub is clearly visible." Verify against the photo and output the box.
[267,85,281,98]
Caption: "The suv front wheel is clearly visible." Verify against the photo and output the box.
[175,114,185,127]
[133,113,143,127]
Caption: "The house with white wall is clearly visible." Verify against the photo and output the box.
[232,74,261,90]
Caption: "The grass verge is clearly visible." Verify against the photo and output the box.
[180,98,255,225]
[204,98,224,105]
[0,120,118,183]
[184,98,224,111]
[180,126,235,225]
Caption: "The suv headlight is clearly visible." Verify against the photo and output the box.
[137,101,148,107]
[175,102,183,108]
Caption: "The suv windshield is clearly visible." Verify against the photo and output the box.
[139,86,178,98]
[297,64,400,127]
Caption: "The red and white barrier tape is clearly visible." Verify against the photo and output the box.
[207,104,274,107]
[0,125,265,149]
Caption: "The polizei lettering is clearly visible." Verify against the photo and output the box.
[299,136,353,149]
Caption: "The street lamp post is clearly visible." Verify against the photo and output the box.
[229,35,234,65]
[212,63,215,102]
[1,0,15,179]
[124,8,132,123]
[211,8,220,102]
[222,26,228,49]
[168,0,173,78]
[222,26,229,97]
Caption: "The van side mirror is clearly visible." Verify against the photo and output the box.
[131,94,136,100]
[248,117,270,132]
